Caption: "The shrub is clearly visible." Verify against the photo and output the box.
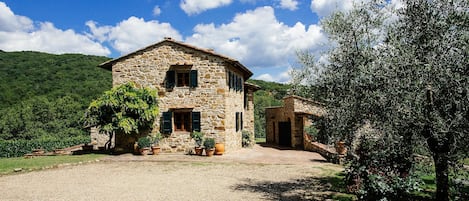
[304,125,319,141]
[203,138,215,149]
[190,131,204,147]
[137,136,151,149]
[0,136,90,158]
[242,130,254,147]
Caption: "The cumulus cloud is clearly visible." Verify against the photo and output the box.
[185,6,328,70]
[310,0,358,17]
[255,67,292,83]
[86,17,182,55]
[153,6,162,16]
[180,0,232,15]
[0,2,110,56]
[279,0,299,11]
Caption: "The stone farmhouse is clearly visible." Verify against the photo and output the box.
[91,37,259,153]
[265,95,326,149]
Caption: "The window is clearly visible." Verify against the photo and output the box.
[174,112,191,131]
[228,71,243,92]
[177,72,189,87]
[166,69,198,89]
[236,112,243,132]
[161,111,201,134]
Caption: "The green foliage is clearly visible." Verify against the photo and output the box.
[84,82,159,136]
[190,131,204,147]
[248,79,287,138]
[0,136,90,158]
[294,0,468,200]
[242,130,254,147]
[203,138,215,149]
[137,136,152,149]
[304,125,319,140]
[0,51,111,141]
[150,132,162,146]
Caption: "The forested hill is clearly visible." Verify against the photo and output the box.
[0,51,111,140]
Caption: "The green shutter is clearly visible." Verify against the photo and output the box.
[166,70,175,89]
[190,70,198,88]
[162,112,172,134]
[235,112,239,132]
[229,72,233,89]
[192,111,201,132]
[240,112,243,131]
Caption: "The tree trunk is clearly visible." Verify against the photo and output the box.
[433,152,450,201]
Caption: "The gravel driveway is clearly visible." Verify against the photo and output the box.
[0,145,345,201]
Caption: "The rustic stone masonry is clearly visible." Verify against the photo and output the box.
[92,38,257,153]
[265,95,325,149]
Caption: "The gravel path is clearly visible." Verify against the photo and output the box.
[0,145,345,201]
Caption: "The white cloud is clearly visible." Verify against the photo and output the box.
[279,0,299,11]
[87,17,182,55]
[153,6,162,16]
[310,0,358,17]
[185,6,328,70]
[180,0,232,15]
[0,2,110,56]
[255,68,292,83]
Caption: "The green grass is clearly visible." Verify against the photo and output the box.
[0,154,106,174]
[255,138,266,143]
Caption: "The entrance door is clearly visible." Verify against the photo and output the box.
[278,121,291,147]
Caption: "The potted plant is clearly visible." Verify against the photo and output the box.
[137,136,152,156]
[191,131,204,156]
[203,138,215,157]
[151,132,162,155]
[335,140,347,155]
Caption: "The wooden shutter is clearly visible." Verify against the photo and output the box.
[240,112,243,131]
[166,70,175,89]
[190,70,198,88]
[235,112,239,132]
[192,111,201,132]
[162,112,172,134]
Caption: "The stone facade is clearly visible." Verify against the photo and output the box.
[265,95,325,149]
[92,38,258,153]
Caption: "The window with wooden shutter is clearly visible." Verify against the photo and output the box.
[192,111,201,132]
[166,70,175,89]
[162,112,173,134]
[190,70,198,88]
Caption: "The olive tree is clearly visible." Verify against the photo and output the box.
[84,82,159,149]
[293,0,469,200]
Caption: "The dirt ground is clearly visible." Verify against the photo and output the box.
[0,144,346,201]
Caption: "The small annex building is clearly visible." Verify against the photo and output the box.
[265,95,325,149]
[91,37,259,153]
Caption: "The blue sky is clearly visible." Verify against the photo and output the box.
[0,0,398,82]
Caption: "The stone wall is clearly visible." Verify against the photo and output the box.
[94,40,253,153]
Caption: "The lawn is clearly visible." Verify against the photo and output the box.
[255,137,266,143]
[464,158,469,166]
[0,154,106,175]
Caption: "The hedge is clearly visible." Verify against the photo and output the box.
[0,136,90,158]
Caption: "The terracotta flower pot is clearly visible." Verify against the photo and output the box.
[151,146,161,155]
[215,143,225,155]
[195,147,204,156]
[205,148,215,157]
[140,148,150,156]
[335,141,347,155]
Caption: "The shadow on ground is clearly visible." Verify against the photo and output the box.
[232,175,356,201]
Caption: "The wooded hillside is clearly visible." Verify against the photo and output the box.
[0,51,111,140]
